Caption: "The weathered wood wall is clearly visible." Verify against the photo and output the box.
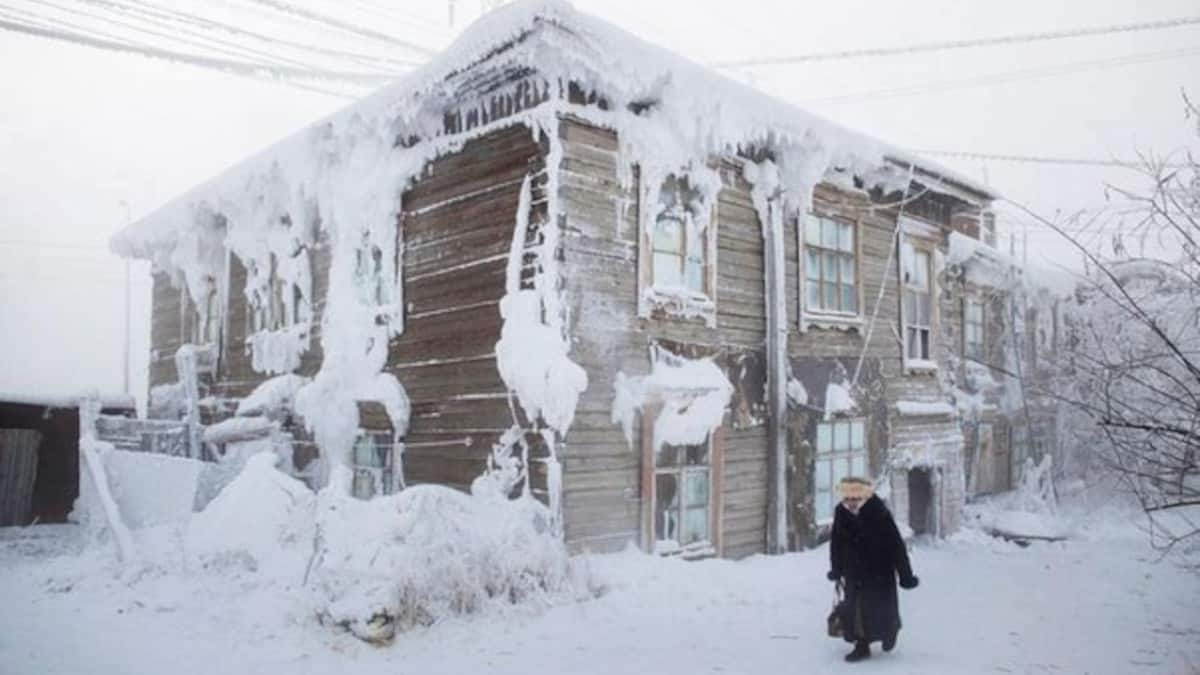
[389,124,546,493]
[557,117,769,559]
[0,402,81,523]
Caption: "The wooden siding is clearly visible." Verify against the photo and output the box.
[390,124,546,493]
[148,270,187,389]
[558,117,769,559]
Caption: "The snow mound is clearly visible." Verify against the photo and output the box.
[313,484,579,643]
[186,452,315,580]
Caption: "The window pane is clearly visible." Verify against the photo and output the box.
[805,217,821,246]
[353,436,377,466]
[684,469,709,508]
[682,506,709,545]
[816,423,833,452]
[916,293,931,325]
[685,254,704,293]
[851,454,865,478]
[816,459,832,491]
[850,421,864,449]
[902,290,915,320]
[655,473,680,543]
[807,281,821,309]
[816,488,832,522]
[837,457,852,484]
[655,216,683,252]
[822,218,839,249]
[653,252,683,287]
[914,251,930,289]
[823,252,838,284]
[806,249,821,281]
[834,421,850,451]
[685,443,709,466]
[838,222,854,253]
[823,282,837,309]
[841,284,856,313]
[840,255,855,284]
[907,328,920,359]
[920,329,930,359]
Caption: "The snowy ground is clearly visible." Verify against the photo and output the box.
[1,489,1197,675]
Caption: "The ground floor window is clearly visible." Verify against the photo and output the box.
[653,441,712,554]
[815,418,867,523]
[350,431,395,499]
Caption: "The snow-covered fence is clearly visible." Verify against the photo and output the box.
[93,415,190,458]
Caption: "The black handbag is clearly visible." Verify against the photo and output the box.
[826,580,844,638]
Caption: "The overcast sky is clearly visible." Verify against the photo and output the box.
[1,0,1196,406]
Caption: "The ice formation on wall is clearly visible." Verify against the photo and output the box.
[611,349,733,450]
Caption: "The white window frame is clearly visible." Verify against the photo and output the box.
[814,417,868,524]
[800,212,863,330]
[641,402,725,558]
[900,232,937,370]
[638,171,719,326]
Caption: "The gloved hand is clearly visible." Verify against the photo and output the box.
[899,575,919,590]
[826,570,839,582]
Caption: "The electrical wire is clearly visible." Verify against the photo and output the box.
[802,45,1200,105]
[711,15,1200,68]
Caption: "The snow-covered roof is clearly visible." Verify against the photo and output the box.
[0,390,136,410]
[111,0,993,257]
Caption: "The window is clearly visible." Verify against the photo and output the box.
[653,440,713,555]
[804,214,857,315]
[190,276,220,345]
[902,243,932,361]
[650,174,710,296]
[814,418,866,523]
[247,245,310,333]
[964,298,985,362]
[350,432,396,500]
[354,241,395,309]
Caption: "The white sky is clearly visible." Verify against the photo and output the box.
[1,0,1197,407]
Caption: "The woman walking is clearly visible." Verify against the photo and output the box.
[827,476,919,662]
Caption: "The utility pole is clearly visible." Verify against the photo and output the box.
[119,200,132,397]
[447,0,456,28]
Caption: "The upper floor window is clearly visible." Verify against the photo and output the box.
[651,174,710,296]
[902,242,933,361]
[964,298,985,362]
[804,214,858,315]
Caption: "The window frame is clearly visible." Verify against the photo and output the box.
[637,170,719,325]
[800,212,862,323]
[350,430,398,500]
[900,235,936,368]
[813,417,868,525]
[640,402,725,557]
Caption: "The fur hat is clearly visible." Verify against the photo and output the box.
[837,476,874,500]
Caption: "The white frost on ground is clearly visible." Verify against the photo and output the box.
[2,481,1197,674]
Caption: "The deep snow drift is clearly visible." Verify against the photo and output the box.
[2,476,1197,674]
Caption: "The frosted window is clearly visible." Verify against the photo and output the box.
[814,418,869,522]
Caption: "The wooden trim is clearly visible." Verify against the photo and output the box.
[711,422,726,557]
[639,401,660,552]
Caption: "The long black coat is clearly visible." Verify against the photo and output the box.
[829,495,915,643]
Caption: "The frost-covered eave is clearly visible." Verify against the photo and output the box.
[110,0,991,261]
[885,154,998,204]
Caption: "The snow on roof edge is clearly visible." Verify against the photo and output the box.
[110,0,995,258]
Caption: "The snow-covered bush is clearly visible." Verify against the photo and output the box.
[311,484,579,643]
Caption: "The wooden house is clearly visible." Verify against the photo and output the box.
[113,1,1005,556]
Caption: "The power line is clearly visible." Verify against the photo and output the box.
[802,45,1200,105]
[241,0,437,57]
[912,150,1192,169]
[711,15,1200,68]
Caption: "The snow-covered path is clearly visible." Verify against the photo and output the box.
[1,503,1197,675]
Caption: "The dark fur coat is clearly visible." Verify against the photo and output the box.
[828,495,916,643]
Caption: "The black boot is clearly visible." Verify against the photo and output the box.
[845,641,871,662]
[882,632,897,652]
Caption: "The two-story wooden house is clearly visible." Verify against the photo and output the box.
[113,0,1002,556]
